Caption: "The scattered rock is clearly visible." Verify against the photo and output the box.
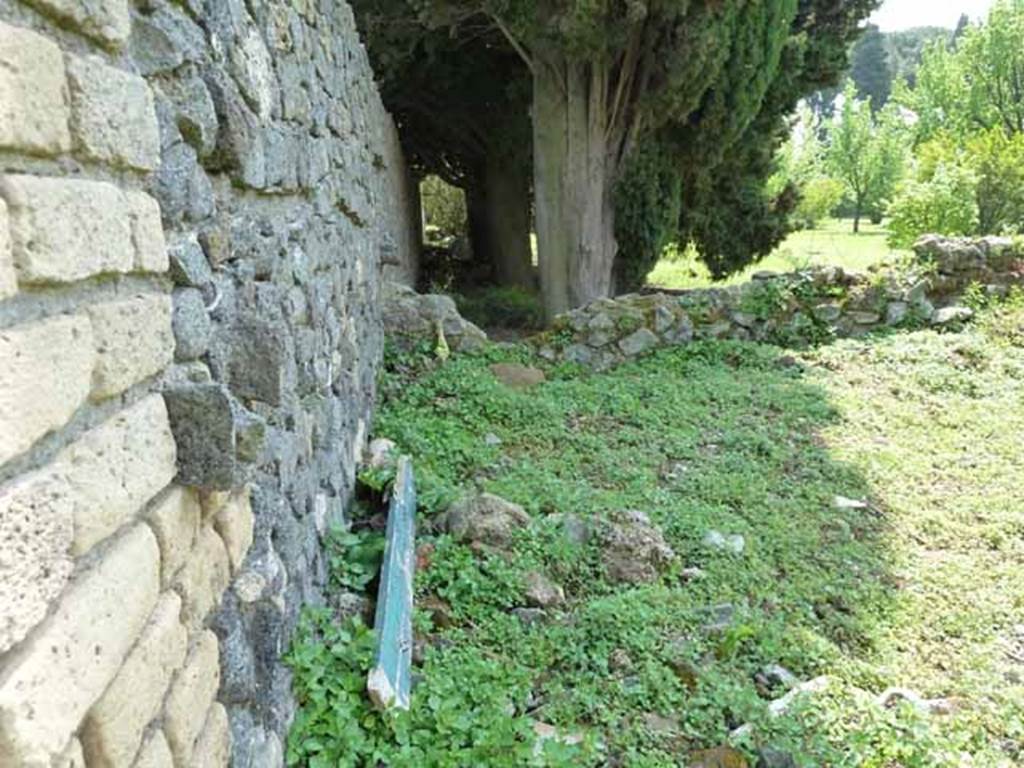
[886,301,909,325]
[703,530,746,554]
[532,721,584,756]
[680,566,706,582]
[420,595,454,629]
[489,362,546,390]
[641,712,680,735]
[329,591,372,624]
[524,571,565,609]
[609,648,633,673]
[365,437,396,470]
[689,745,749,768]
[559,514,591,547]
[757,664,798,691]
[847,310,881,325]
[876,687,958,716]
[832,495,867,510]
[931,306,973,326]
[767,675,830,717]
[484,432,503,447]
[756,747,797,768]
[439,493,530,548]
[702,603,735,634]
[599,510,676,585]
[382,282,487,352]
[511,607,546,627]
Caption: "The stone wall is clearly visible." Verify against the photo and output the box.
[534,235,1024,369]
[0,1,415,766]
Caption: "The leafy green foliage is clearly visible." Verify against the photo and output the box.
[326,527,386,593]
[420,175,467,242]
[290,311,1024,764]
[825,82,906,232]
[455,286,544,331]
[887,160,979,248]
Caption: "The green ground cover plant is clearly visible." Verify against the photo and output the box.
[287,300,1024,767]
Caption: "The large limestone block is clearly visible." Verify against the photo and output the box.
[0,22,71,155]
[172,525,230,629]
[87,294,174,400]
[163,631,220,764]
[22,0,131,47]
[147,487,201,586]
[65,54,160,171]
[214,489,253,573]
[0,468,74,654]
[132,730,173,768]
[81,592,188,768]
[56,395,177,555]
[0,197,16,300]
[0,525,160,767]
[191,703,230,768]
[0,175,134,284]
[0,314,94,465]
[124,191,169,273]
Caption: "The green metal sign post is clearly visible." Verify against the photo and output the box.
[367,455,416,710]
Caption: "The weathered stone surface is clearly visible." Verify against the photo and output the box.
[618,327,659,356]
[0,314,94,465]
[133,730,173,768]
[172,288,212,361]
[439,493,530,548]
[0,525,159,766]
[213,489,254,572]
[163,631,220,765]
[489,363,546,389]
[57,395,177,555]
[164,383,241,489]
[88,294,174,400]
[81,592,188,768]
[159,73,219,159]
[173,525,231,629]
[52,737,85,768]
[0,175,133,284]
[932,306,973,326]
[600,510,676,585]
[382,282,487,352]
[65,54,161,170]
[0,22,71,155]
[524,571,565,609]
[192,702,231,768]
[23,0,130,47]
[124,191,170,274]
[168,236,213,289]
[131,7,206,76]
[0,468,74,654]
[0,199,14,300]
[147,487,201,586]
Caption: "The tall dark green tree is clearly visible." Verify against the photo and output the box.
[850,24,891,108]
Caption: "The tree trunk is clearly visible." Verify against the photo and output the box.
[852,201,861,233]
[533,55,618,322]
[465,186,491,265]
[483,154,534,288]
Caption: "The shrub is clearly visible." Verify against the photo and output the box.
[794,177,845,229]
[420,175,466,241]
[887,162,978,248]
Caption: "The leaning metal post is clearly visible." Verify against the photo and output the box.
[367,455,416,710]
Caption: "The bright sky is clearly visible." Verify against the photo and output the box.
[869,0,998,30]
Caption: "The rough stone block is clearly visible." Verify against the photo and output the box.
[0,468,74,654]
[23,0,130,47]
[132,730,173,768]
[147,487,201,586]
[81,592,187,768]
[191,703,231,768]
[164,383,238,488]
[0,314,94,465]
[124,191,169,274]
[214,489,254,573]
[163,630,220,764]
[53,737,85,767]
[0,22,71,155]
[65,54,160,170]
[0,525,160,766]
[56,394,177,555]
[218,319,289,405]
[0,175,134,284]
[173,525,230,629]
[87,294,174,400]
[172,288,212,361]
[0,199,15,300]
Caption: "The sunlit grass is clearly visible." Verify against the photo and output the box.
[647,218,911,291]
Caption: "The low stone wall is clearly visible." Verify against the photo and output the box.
[0,1,415,766]
[533,235,1023,369]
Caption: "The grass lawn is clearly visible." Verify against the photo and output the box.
[286,303,1024,767]
[647,219,910,291]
